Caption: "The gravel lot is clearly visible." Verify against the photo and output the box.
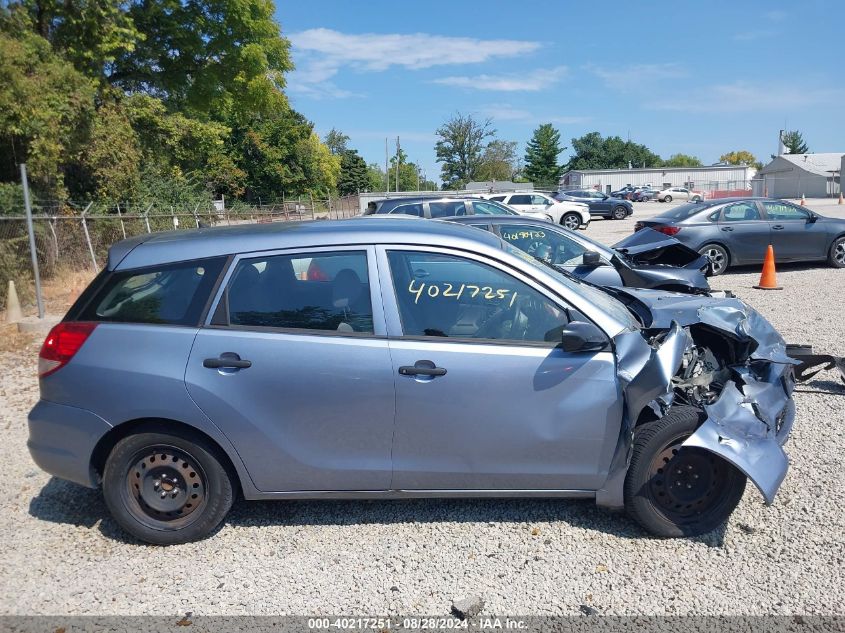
[1,199,844,616]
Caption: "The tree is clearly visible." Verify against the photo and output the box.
[719,150,761,169]
[324,128,349,155]
[15,0,141,78]
[523,124,564,185]
[567,132,662,171]
[337,149,368,195]
[110,0,293,121]
[435,112,495,189]
[781,130,809,155]
[0,21,96,197]
[366,163,386,192]
[662,153,702,167]
[476,140,518,181]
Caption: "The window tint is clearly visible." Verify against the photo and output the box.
[659,202,718,220]
[387,250,569,343]
[472,200,515,215]
[388,203,423,217]
[488,196,506,202]
[429,201,467,218]
[722,202,760,222]
[763,201,809,221]
[508,194,532,205]
[225,251,373,333]
[82,258,225,325]
[531,195,550,205]
[499,224,590,266]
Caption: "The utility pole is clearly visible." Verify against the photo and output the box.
[21,163,44,318]
[416,163,420,191]
[395,136,400,193]
[385,138,389,193]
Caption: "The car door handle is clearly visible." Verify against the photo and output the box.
[203,356,252,369]
[721,226,734,231]
[772,224,785,230]
[398,363,447,377]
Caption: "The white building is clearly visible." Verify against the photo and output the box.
[752,153,843,198]
[560,165,754,197]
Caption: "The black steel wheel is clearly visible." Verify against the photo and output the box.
[828,236,845,268]
[103,427,234,544]
[624,406,747,537]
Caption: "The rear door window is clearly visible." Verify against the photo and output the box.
[388,203,424,217]
[429,201,467,218]
[508,194,532,205]
[721,202,761,222]
[223,251,374,334]
[81,258,226,325]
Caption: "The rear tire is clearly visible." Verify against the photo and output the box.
[624,407,747,538]
[103,427,234,544]
[561,213,581,230]
[612,206,628,220]
[828,236,845,268]
[698,243,729,276]
[664,195,673,202]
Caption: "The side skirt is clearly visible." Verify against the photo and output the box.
[242,489,597,501]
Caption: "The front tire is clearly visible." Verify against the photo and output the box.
[561,213,581,230]
[103,427,234,544]
[828,236,845,268]
[612,206,628,220]
[624,407,747,537]
[664,195,673,202]
[699,243,729,276]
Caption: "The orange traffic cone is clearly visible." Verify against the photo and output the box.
[754,245,782,290]
[800,194,806,206]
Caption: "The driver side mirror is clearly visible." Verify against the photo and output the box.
[560,321,608,353]
[807,213,817,223]
[581,251,602,266]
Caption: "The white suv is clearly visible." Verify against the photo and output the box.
[485,192,590,230]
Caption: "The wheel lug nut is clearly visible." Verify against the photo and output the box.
[160,491,167,498]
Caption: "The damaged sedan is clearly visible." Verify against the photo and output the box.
[444,216,715,295]
[28,219,795,543]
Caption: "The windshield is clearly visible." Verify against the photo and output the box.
[658,202,715,220]
[501,241,639,329]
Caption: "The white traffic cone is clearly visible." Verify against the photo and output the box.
[5,280,23,323]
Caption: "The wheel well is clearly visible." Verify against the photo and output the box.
[90,418,243,496]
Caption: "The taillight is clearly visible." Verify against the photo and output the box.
[656,226,681,236]
[38,322,97,378]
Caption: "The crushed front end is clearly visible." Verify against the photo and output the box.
[597,289,797,509]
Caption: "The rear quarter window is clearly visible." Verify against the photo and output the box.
[80,258,226,326]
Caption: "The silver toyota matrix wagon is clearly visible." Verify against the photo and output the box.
[28,219,796,544]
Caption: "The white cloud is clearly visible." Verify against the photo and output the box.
[765,9,787,21]
[287,28,541,98]
[480,105,589,125]
[586,63,688,90]
[432,66,568,92]
[645,82,845,113]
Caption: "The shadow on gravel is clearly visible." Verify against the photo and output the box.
[29,477,728,547]
[794,378,845,395]
[721,261,834,276]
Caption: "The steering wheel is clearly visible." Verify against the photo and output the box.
[475,294,533,340]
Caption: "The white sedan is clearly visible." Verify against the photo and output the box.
[656,187,704,203]
[484,192,590,230]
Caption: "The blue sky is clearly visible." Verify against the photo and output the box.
[277,0,844,183]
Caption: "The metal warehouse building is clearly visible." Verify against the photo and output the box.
[560,165,754,197]
[752,153,843,198]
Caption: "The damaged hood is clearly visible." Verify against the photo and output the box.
[596,286,797,509]
[611,228,712,295]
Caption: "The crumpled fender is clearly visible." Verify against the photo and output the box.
[596,300,797,510]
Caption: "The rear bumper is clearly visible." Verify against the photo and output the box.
[27,400,112,488]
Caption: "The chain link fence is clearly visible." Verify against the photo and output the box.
[0,195,360,313]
